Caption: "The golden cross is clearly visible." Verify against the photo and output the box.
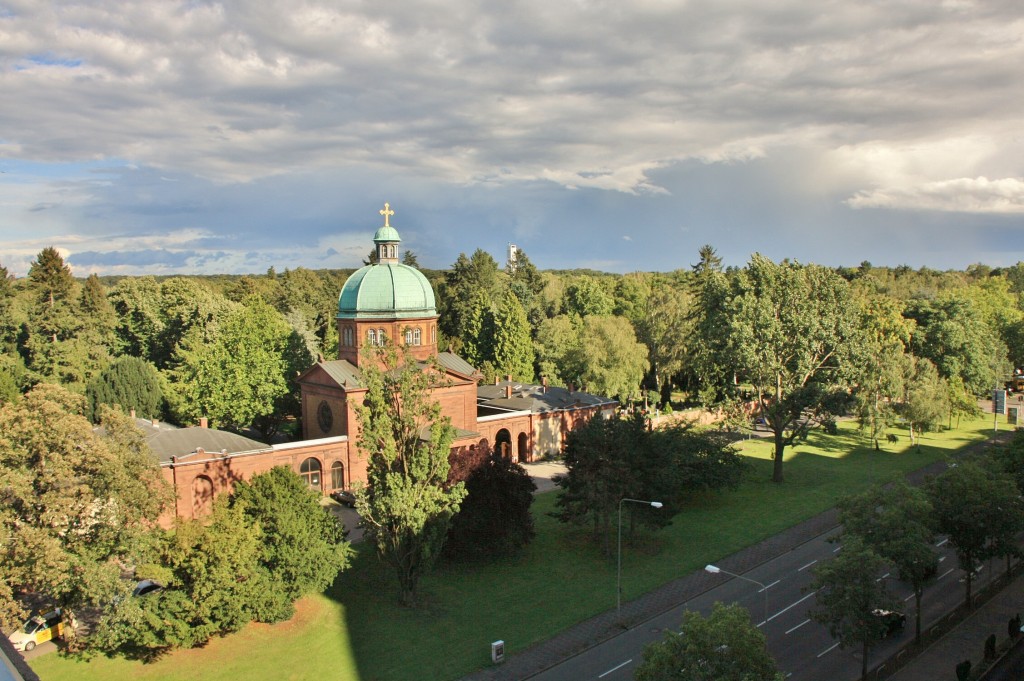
[379,202,394,227]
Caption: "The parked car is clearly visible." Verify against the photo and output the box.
[132,579,164,597]
[330,489,357,507]
[8,609,64,652]
[872,609,906,637]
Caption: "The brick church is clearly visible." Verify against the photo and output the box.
[157,205,616,522]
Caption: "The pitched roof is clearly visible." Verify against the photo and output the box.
[478,380,617,414]
[436,352,479,378]
[147,427,271,464]
[303,359,363,389]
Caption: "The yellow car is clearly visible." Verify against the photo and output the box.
[8,609,64,652]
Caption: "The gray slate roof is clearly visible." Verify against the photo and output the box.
[317,359,363,389]
[436,352,479,377]
[478,381,617,414]
[146,425,270,464]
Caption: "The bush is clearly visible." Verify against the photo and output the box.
[445,455,536,560]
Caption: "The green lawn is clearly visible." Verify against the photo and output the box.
[32,417,994,681]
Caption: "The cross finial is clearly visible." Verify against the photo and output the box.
[379,202,394,227]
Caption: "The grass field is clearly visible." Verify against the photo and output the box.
[31,417,995,681]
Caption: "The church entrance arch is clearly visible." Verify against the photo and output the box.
[517,432,529,463]
[495,429,513,460]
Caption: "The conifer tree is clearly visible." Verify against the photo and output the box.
[492,289,535,382]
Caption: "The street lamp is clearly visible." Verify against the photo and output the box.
[617,498,663,618]
[705,564,769,630]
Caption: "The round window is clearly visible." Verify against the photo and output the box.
[317,400,333,433]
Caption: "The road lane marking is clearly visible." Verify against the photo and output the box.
[832,546,842,552]
[876,572,890,582]
[939,568,955,580]
[767,590,817,623]
[599,659,632,678]
[785,619,811,634]
[759,580,780,592]
[817,642,841,658]
[798,560,818,572]
[939,556,946,563]
[937,539,948,547]
[904,594,915,602]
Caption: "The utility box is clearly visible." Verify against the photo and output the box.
[491,640,505,664]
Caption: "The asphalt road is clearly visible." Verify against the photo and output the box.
[530,528,1007,681]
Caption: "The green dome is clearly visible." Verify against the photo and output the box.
[373,225,401,243]
[337,263,437,320]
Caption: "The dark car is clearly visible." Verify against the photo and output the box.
[330,489,357,507]
[873,609,906,637]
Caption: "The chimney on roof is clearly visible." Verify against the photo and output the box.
[541,376,548,393]
[152,418,159,426]
[129,408,136,419]
[200,417,208,429]
[569,382,575,394]
[506,374,512,382]
[505,385,513,399]
[494,376,499,385]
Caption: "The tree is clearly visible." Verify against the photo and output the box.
[928,463,1024,607]
[108,276,165,361]
[564,315,648,402]
[445,454,536,560]
[905,294,1002,396]
[555,414,746,552]
[168,297,293,432]
[533,314,579,386]
[231,467,352,617]
[849,293,913,449]
[810,537,898,681]
[0,385,171,633]
[707,255,857,482]
[838,482,937,643]
[402,250,419,267]
[23,247,83,382]
[901,357,949,445]
[563,275,614,318]
[439,249,502,344]
[354,344,467,606]
[637,283,692,399]
[85,356,164,422]
[491,289,535,382]
[635,602,783,681]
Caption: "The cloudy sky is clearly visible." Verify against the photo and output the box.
[2,0,1023,277]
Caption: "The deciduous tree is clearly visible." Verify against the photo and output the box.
[636,602,782,681]
[445,454,536,560]
[838,482,937,642]
[355,344,467,606]
[810,537,898,681]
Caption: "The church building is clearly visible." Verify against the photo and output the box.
[158,204,616,522]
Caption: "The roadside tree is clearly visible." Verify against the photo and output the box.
[838,482,937,643]
[927,463,1024,607]
[635,602,783,681]
[810,537,898,681]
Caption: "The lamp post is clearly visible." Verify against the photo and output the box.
[617,498,663,618]
[705,564,769,631]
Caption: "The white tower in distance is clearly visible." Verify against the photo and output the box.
[507,243,518,272]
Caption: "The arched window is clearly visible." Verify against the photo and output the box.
[405,329,414,345]
[331,461,345,490]
[378,328,386,344]
[343,327,353,346]
[430,324,436,344]
[192,475,215,518]
[413,328,421,345]
[367,328,376,345]
[300,457,322,490]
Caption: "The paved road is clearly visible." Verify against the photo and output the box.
[530,528,1008,681]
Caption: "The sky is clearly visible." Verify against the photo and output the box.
[2,0,1024,277]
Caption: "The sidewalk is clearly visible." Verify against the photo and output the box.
[462,434,1009,681]
[889,574,1024,681]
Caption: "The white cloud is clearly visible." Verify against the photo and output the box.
[847,176,1024,213]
